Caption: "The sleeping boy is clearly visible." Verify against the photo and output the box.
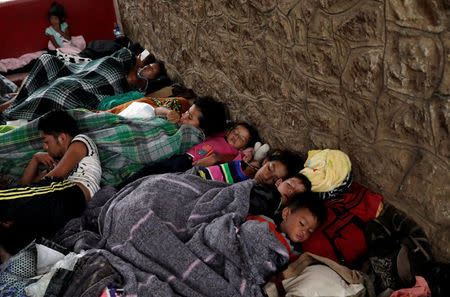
[246,193,327,263]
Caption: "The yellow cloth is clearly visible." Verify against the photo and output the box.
[300,149,351,192]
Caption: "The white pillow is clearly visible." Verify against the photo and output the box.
[118,102,155,119]
[265,264,365,297]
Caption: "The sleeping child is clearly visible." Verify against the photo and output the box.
[115,122,259,189]
[246,192,327,263]
[248,172,312,218]
[196,150,303,185]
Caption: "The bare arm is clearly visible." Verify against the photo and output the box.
[45,141,87,179]
[192,154,237,167]
[21,152,58,184]
[47,34,60,48]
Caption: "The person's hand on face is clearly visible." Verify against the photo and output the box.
[33,152,58,171]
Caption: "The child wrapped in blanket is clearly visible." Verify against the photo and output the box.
[246,193,327,263]
[115,121,260,190]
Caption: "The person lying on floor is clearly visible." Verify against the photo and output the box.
[196,150,303,185]
[115,120,258,189]
[248,172,312,218]
[0,48,170,123]
[0,110,101,260]
[247,192,327,263]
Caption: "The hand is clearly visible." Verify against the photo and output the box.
[33,152,58,171]
[166,110,180,124]
[242,148,254,163]
[136,55,145,68]
[192,154,217,167]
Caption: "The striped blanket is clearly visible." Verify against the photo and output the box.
[0,109,204,185]
[57,174,287,297]
[0,48,134,123]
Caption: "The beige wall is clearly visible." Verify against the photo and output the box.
[117,0,450,261]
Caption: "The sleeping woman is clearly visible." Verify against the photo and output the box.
[0,48,170,124]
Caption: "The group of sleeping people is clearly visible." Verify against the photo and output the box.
[0,88,327,275]
[0,95,327,271]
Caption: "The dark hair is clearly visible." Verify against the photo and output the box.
[38,110,79,137]
[291,172,312,193]
[228,122,259,147]
[48,2,66,21]
[145,61,171,94]
[194,96,227,136]
[268,150,304,177]
[287,192,327,227]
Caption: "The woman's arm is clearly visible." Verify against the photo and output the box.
[45,141,87,180]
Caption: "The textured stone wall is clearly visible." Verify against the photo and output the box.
[117,0,450,261]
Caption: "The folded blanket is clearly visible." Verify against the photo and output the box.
[0,48,134,123]
[0,109,204,185]
[57,173,289,297]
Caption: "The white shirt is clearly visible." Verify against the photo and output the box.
[66,134,101,198]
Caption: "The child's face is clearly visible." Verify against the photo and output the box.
[226,125,251,150]
[254,160,288,185]
[49,15,60,27]
[280,207,318,243]
[276,177,307,205]
[179,104,203,128]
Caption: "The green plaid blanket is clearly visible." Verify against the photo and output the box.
[0,48,134,123]
[0,110,204,185]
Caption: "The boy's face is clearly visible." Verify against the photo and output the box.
[41,132,65,158]
[179,104,203,128]
[254,160,288,185]
[276,177,307,205]
[280,207,318,243]
[226,125,251,150]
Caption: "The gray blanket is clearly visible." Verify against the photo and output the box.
[59,173,290,297]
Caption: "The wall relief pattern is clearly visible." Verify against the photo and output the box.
[117,0,450,261]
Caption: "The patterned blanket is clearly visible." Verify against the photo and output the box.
[0,48,134,123]
[0,109,204,185]
[57,173,289,297]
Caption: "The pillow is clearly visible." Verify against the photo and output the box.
[285,265,365,297]
[118,101,155,119]
[301,182,383,266]
[264,264,366,297]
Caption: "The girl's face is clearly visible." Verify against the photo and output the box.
[254,160,288,185]
[49,15,60,27]
[226,125,251,150]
